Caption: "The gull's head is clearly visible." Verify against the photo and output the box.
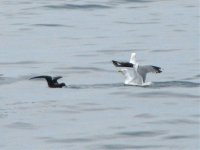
[130,52,136,64]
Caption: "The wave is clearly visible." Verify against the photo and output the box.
[45,4,111,10]
[150,81,200,88]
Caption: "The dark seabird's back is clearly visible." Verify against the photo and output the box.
[30,75,66,88]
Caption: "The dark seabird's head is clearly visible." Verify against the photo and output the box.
[60,83,66,87]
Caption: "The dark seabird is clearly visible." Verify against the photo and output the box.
[30,76,66,88]
[112,53,162,85]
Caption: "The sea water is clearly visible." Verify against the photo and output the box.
[0,0,199,149]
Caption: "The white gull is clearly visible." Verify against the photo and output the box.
[112,53,162,86]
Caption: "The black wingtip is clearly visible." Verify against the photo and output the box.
[53,76,63,80]
[152,66,162,73]
[112,60,133,68]
[29,77,36,80]
[29,76,40,80]
[29,75,51,80]
[112,60,118,67]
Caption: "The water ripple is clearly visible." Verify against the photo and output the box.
[151,81,200,88]
[125,0,152,2]
[96,49,146,55]
[45,4,111,10]
[66,66,114,73]
[101,144,163,150]
[0,75,34,86]
[115,0,152,4]
[65,81,200,90]
[67,83,124,89]
[134,113,156,119]
[148,119,199,125]
[182,74,200,80]
[5,122,37,130]
[0,77,19,85]
[42,137,93,143]
[33,24,74,28]
[163,134,197,140]
[151,49,181,53]
[134,91,199,99]
[0,61,49,65]
[118,130,166,137]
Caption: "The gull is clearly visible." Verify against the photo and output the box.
[112,53,162,85]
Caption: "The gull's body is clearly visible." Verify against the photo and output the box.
[112,53,162,86]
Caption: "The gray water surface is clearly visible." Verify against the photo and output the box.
[0,0,199,150]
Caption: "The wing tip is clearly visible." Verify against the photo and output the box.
[29,75,51,80]
[152,66,162,73]
[112,60,118,67]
